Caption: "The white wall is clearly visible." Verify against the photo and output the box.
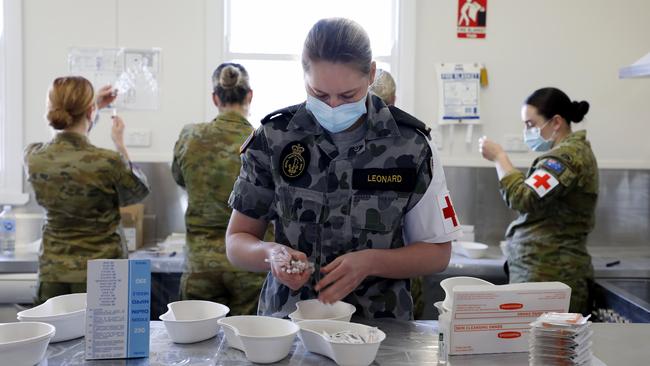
[415,0,650,168]
[22,0,650,168]
[23,0,214,162]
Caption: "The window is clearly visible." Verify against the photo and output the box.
[0,0,27,204]
[221,0,406,126]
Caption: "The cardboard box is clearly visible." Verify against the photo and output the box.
[443,282,571,355]
[120,204,144,251]
[85,259,151,360]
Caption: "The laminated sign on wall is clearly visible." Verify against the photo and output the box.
[436,63,481,125]
[457,0,487,39]
[68,47,161,110]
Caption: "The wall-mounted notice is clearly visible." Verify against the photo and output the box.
[68,47,161,110]
[436,63,481,125]
[457,0,487,39]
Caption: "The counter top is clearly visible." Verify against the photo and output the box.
[39,320,650,365]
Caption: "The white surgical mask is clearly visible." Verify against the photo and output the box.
[306,94,367,133]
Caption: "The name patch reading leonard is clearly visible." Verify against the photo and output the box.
[352,168,417,192]
[280,141,310,182]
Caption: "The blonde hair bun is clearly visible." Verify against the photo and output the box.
[219,65,241,89]
[47,108,75,130]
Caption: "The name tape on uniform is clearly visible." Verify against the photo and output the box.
[525,169,559,198]
[352,168,417,192]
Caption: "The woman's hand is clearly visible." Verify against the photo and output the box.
[96,85,117,109]
[478,136,506,162]
[267,245,312,291]
[111,115,126,148]
[315,250,373,304]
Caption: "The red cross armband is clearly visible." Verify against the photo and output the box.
[402,141,462,244]
[525,168,560,198]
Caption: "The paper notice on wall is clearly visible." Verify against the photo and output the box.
[457,0,487,39]
[68,47,161,110]
[436,63,481,125]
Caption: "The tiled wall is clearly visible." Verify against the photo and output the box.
[444,167,650,247]
[17,163,650,248]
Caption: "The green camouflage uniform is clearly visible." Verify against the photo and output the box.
[172,111,266,315]
[24,132,150,303]
[500,130,598,314]
[229,95,447,320]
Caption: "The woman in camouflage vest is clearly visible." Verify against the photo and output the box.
[479,87,598,314]
[25,76,150,303]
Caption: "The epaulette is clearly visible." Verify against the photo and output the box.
[261,103,303,125]
[388,105,431,139]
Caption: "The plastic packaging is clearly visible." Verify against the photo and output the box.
[529,313,593,366]
[0,205,16,256]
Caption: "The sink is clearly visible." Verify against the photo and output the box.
[594,278,650,323]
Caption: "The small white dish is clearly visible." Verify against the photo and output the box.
[440,276,493,311]
[218,315,299,364]
[159,300,229,343]
[289,299,356,323]
[17,292,86,343]
[433,301,446,317]
[0,321,55,365]
[298,320,386,366]
[454,241,489,259]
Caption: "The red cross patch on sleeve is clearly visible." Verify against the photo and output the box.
[436,192,460,234]
[525,169,559,198]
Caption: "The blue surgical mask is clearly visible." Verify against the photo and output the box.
[523,121,554,152]
[306,94,367,133]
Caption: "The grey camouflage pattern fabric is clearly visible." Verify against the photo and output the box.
[229,94,434,320]
[25,131,150,284]
[500,130,598,314]
[172,111,267,315]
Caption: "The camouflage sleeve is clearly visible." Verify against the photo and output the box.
[110,154,151,207]
[228,127,276,221]
[23,143,42,177]
[171,125,191,188]
[499,156,577,213]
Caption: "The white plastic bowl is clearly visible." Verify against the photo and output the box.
[0,321,55,365]
[440,276,493,311]
[433,301,447,317]
[298,320,386,366]
[289,299,356,323]
[159,300,230,343]
[455,241,489,259]
[218,315,299,364]
[17,292,86,343]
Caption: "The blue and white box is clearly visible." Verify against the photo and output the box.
[85,259,150,360]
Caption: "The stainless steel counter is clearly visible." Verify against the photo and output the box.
[39,320,650,365]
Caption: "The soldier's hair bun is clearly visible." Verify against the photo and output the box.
[570,101,590,123]
[211,62,251,106]
[46,76,95,130]
[219,65,241,89]
[525,87,590,125]
[47,108,75,130]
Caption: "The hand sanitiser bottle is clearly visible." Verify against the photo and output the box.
[0,205,16,256]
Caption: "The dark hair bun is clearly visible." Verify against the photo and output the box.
[570,101,590,123]
[47,108,74,130]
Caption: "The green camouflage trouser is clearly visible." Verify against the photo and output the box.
[180,271,266,315]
